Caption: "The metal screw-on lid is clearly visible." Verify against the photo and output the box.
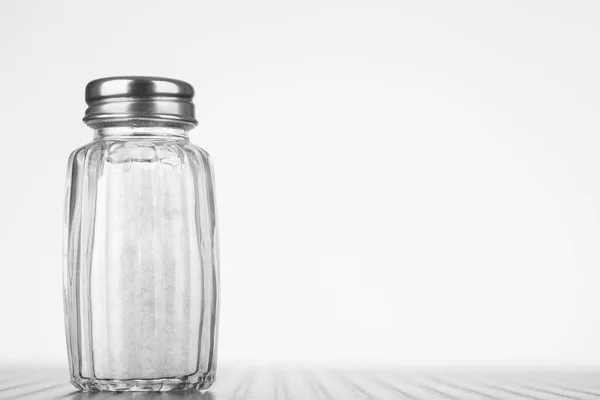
[83,76,198,127]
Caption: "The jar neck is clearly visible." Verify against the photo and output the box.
[94,126,189,140]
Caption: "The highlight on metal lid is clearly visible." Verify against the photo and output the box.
[83,76,198,127]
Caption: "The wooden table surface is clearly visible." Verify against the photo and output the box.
[2,367,600,399]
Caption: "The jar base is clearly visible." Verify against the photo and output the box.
[71,372,215,392]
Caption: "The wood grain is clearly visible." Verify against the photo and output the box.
[1,367,600,399]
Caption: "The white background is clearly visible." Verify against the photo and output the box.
[1,0,600,367]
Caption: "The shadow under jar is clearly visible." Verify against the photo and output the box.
[63,77,219,392]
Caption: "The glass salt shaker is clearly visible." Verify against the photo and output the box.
[63,76,220,391]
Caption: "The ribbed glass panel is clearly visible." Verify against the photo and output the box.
[63,129,219,391]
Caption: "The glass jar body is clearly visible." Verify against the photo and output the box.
[63,126,219,391]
